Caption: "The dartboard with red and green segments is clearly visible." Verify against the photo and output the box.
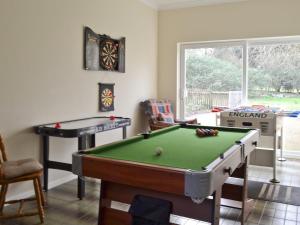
[101,88,113,108]
[100,39,119,70]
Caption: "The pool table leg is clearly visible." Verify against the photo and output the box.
[212,187,222,225]
[222,157,253,225]
[240,158,253,225]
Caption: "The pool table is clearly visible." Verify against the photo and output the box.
[72,124,259,225]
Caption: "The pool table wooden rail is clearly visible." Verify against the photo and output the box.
[76,155,186,195]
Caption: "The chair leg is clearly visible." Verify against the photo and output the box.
[33,178,44,223]
[37,177,45,206]
[0,184,8,215]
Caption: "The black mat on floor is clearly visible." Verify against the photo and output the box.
[248,180,300,206]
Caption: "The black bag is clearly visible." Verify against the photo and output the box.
[129,195,172,225]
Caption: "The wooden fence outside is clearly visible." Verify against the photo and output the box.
[185,89,242,115]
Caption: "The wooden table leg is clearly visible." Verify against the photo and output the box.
[212,187,222,225]
[241,157,252,225]
[98,181,112,225]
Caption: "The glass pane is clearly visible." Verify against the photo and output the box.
[184,46,243,122]
[248,43,300,110]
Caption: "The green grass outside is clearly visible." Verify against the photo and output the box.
[248,96,300,110]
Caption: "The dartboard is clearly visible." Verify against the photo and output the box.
[101,88,113,108]
[100,39,119,70]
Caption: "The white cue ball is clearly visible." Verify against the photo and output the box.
[155,147,163,156]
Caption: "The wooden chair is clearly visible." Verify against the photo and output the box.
[141,99,198,131]
[0,134,45,223]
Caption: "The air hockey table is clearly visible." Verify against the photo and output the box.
[35,116,131,199]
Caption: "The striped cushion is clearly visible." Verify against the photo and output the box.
[144,99,173,117]
[158,113,175,124]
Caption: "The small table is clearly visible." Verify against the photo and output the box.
[72,124,259,225]
[35,116,131,199]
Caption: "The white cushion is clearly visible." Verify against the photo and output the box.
[2,158,42,179]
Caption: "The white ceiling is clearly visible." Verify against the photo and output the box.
[140,0,250,10]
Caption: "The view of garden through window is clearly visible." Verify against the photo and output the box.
[184,42,300,117]
[248,44,300,110]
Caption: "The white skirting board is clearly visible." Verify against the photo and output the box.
[5,174,76,204]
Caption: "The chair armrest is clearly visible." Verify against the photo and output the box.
[150,122,174,131]
[175,118,198,124]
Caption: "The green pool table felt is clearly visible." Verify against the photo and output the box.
[87,126,248,171]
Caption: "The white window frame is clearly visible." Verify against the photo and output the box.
[178,36,300,120]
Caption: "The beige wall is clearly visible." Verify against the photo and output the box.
[0,0,157,198]
[158,0,300,113]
